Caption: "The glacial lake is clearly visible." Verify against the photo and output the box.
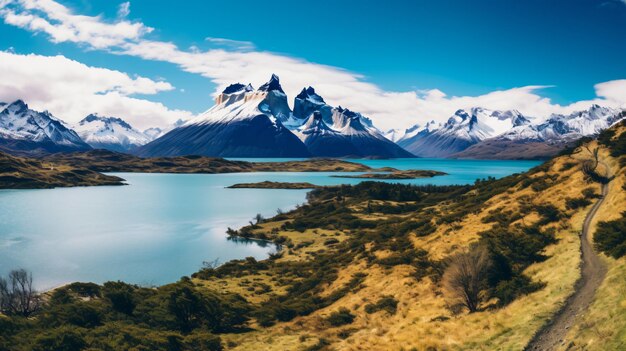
[0,158,541,289]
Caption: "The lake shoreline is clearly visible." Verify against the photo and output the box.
[0,158,542,289]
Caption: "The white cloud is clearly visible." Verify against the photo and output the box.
[117,2,130,18]
[0,51,193,129]
[0,0,152,49]
[1,0,625,131]
[205,37,255,51]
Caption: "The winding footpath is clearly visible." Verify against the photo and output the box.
[525,165,610,350]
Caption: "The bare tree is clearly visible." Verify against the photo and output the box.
[202,258,220,270]
[442,246,492,313]
[0,269,41,317]
[254,213,265,224]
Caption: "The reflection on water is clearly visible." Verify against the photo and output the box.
[226,235,273,248]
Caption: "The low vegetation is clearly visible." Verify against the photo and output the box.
[1,278,248,350]
[331,169,446,179]
[227,181,320,189]
[594,212,626,259]
[0,151,124,189]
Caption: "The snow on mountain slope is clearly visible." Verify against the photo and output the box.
[398,108,529,157]
[136,75,414,158]
[134,75,310,157]
[500,105,623,142]
[293,103,414,158]
[384,128,406,142]
[73,114,151,152]
[142,119,186,141]
[394,104,624,159]
[0,100,90,155]
[452,105,625,160]
[296,110,414,158]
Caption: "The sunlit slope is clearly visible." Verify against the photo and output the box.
[194,123,625,350]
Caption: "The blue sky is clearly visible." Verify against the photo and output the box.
[0,0,625,130]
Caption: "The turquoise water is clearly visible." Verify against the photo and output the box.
[0,158,541,289]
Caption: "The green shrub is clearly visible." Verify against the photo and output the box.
[183,332,223,351]
[364,296,398,315]
[323,238,339,246]
[535,204,562,225]
[594,212,626,259]
[492,276,544,306]
[565,197,592,210]
[582,187,599,199]
[103,281,136,315]
[32,327,86,351]
[326,308,355,326]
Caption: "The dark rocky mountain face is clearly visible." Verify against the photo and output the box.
[135,115,310,157]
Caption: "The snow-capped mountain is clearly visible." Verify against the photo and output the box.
[73,114,152,152]
[398,108,530,157]
[134,75,311,157]
[452,105,625,159]
[393,105,624,159]
[290,88,413,157]
[296,110,413,158]
[499,105,623,142]
[384,128,408,142]
[384,122,437,143]
[0,100,90,155]
[136,75,413,158]
[142,119,186,140]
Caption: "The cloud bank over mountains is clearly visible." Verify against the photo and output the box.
[0,0,625,130]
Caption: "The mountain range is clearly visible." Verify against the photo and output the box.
[0,100,90,155]
[73,114,154,153]
[0,78,623,159]
[135,75,411,158]
[392,105,624,159]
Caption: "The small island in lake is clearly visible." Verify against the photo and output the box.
[227,181,321,189]
[332,169,447,179]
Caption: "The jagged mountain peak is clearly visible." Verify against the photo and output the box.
[222,83,254,94]
[257,74,284,93]
[293,86,331,122]
[80,114,133,130]
[335,106,358,118]
[5,99,29,114]
[73,114,151,152]
[299,111,334,135]
[0,99,90,155]
[296,86,325,103]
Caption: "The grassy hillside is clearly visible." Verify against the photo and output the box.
[559,122,626,350]
[1,122,624,350]
[203,122,625,350]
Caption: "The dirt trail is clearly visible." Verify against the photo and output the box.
[525,164,610,350]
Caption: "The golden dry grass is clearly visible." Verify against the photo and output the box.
[207,135,625,350]
[558,145,626,350]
